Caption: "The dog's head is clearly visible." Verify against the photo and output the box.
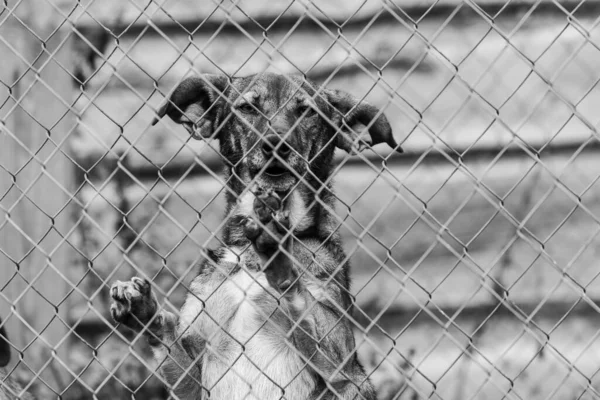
[153,73,401,191]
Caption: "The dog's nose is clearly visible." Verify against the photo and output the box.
[261,134,291,159]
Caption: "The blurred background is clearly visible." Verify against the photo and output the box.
[2,0,600,399]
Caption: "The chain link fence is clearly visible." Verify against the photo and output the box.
[2,0,600,398]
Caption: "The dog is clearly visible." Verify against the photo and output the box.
[0,319,34,400]
[109,72,401,399]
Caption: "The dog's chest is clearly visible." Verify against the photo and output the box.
[203,333,314,400]
[184,259,315,399]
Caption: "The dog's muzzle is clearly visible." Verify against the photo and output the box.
[261,134,293,177]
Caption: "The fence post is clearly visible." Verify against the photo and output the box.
[0,0,76,394]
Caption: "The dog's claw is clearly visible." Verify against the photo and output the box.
[240,216,262,240]
[254,188,282,222]
[273,210,291,233]
[131,277,151,295]
[110,278,160,334]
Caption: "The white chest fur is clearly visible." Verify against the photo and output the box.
[181,255,315,399]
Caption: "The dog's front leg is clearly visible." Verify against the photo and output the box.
[280,258,376,400]
[294,292,377,400]
[240,190,376,400]
[110,278,205,399]
[242,188,300,293]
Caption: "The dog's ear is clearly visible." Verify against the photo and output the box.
[0,318,10,367]
[151,74,228,140]
[325,89,402,154]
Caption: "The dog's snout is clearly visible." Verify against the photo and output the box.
[261,134,291,159]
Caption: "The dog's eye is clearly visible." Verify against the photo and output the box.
[237,103,255,113]
[238,103,256,113]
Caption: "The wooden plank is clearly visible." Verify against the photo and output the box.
[75,0,599,90]
[0,0,77,396]
[69,309,600,398]
[72,0,590,30]
[68,148,600,397]
[358,312,600,400]
[71,10,600,172]
[67,147,600,398]
[68,151,600,326]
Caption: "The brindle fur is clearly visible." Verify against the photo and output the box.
[110,73,401,399]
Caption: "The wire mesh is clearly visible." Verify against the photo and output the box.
[2,0,600,399]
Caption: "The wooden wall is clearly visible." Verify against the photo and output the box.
[5,0,598,398]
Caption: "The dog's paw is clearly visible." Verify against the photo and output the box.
[110,277,161,334]
[238,215,262,241]
[253,188,282,223]
[181,332,206,363]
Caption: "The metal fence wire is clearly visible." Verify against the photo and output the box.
[2,0,600,399]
